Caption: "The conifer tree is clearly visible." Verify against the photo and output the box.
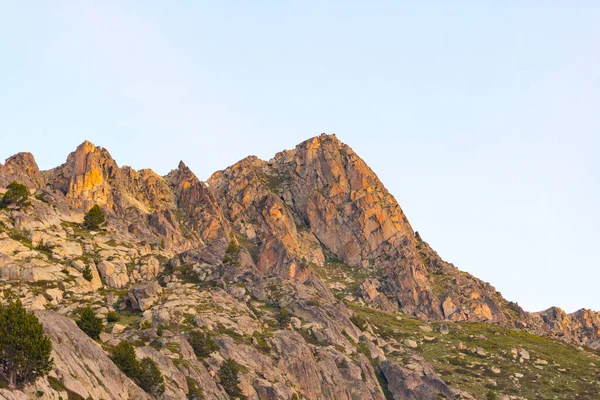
[76,306,103,340]
[83,204,105,230]
[0,300,53,388]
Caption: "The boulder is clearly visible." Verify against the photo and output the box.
[129,281,163,311]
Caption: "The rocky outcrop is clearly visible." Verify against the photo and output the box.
[1,134,600,400]
[538,307,600,348]
[379,358,455,400]
[0,153,45,189]
[267,135,440,318]
[208,156,324,279]
[47,141,118,211]
[272,134,415,267]
[359,278,398,312]
[0,311,150,400]
[165,161,230,247]
[129,281,163,311]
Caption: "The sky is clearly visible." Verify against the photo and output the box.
[0,1,598,313]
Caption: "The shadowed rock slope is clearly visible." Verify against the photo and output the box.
[0,134,598,400]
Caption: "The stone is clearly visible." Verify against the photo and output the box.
[290,316,302,330]
[34,310,150,399]
[439,323,450,335]
[46,288,63,302]
[129,281,163,311]
[379,359,455,399]
[518,348,530,360]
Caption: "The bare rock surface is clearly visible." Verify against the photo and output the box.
[0,135,599,400]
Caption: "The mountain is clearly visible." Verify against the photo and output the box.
[0,134,599,400]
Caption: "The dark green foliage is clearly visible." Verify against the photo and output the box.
[138,357,165,396]
[81,264,93,282]
[106,311,119,323]
[110,341,165,396]
[351,314,368,330]
[83,204,105,230]
[35,240,53,257]
[76,307,103,340]
[0,300,53,388]
[186,376,205,399]
[187,330,218,358]
[47,377,87,400]
[485,391,498,400]
[222,238,240,266]
[110,341,140,378]
[219,358,244,398]
[277,308,291,329]
[1,182,29,208]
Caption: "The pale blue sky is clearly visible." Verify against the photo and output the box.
[1,2,598,313]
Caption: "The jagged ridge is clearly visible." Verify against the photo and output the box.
[1,134,600,400]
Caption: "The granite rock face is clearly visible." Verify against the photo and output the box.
[0,311,150,400]
[1,134,599,400]
[0,152,46,189]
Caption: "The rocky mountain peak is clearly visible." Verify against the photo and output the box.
[46,140,118,210]
[272,133,415,267]
[1,135,600,399]
[0,152,45,189]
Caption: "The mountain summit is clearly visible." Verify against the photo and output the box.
[0,134,599,399]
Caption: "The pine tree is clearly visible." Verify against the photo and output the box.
[82,264,93,281]
[187,330,218,358]
[222,237,240,266]
[277,308,291,328]
[76,306,103,340]
[1,182,29,208]
[110,341,140,378]
[83,204,105,230]
[219,358,244,398]
[0,300,53,388]
[110,341,165,396]
[138,357,165,396]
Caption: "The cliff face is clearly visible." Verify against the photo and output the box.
[1,134,599,400]
[0,152,46,189]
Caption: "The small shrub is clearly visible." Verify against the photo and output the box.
[222,238,240,266]
[81,264,93,282]
[137,357,165,396]
[76,307,103,340]
[140,320,152,330]
[219,358,244,398]
[35,240,53,257]
[106,311,119,323]
[277,308,291,329]
[485,391,498,400]
[83,205,105,230]
[187,330,218,358]
[351,314,368,330]
[0,300,53,388]
[156,324,164,337]
[306,298,320,307]
[1,182,29,207]
[186,376,205,400]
